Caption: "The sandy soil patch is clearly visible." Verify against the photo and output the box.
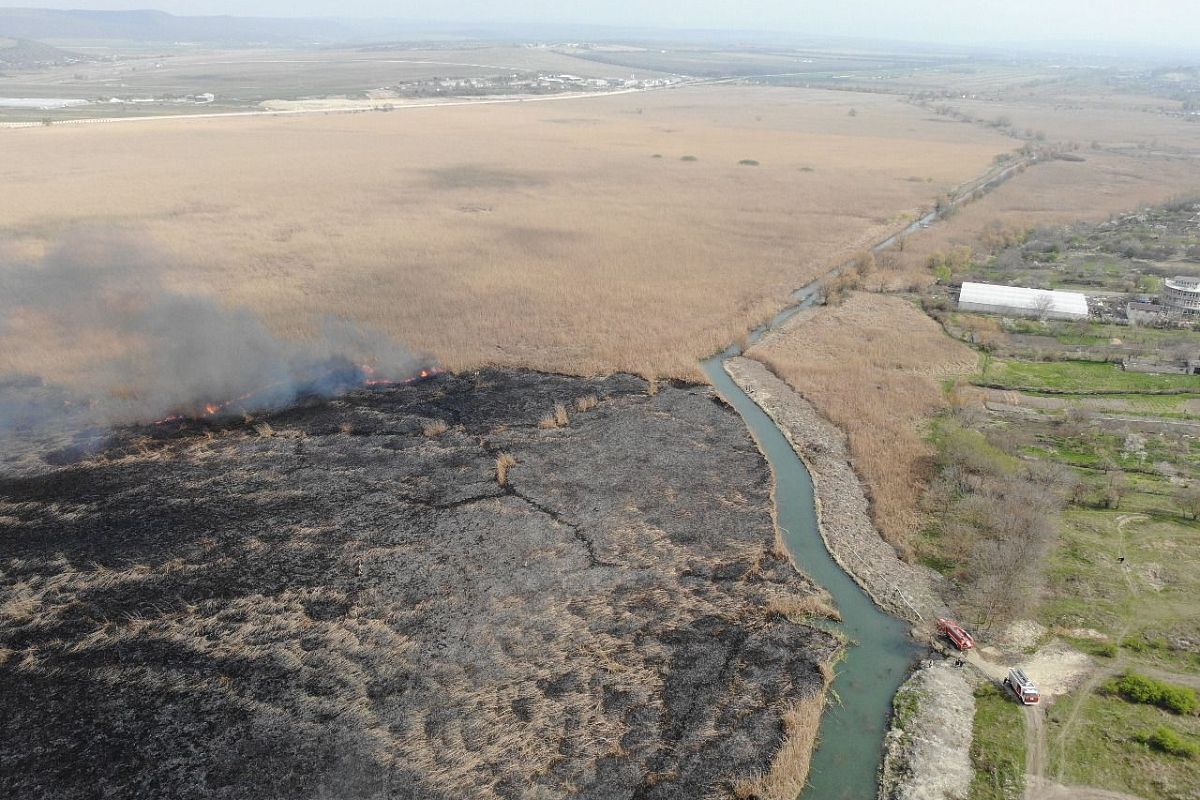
[880,659,975,800]
[1020,642,1095,698]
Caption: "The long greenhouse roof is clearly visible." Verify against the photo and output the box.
[958,282,1088,316]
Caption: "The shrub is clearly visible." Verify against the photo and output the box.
[738,159,760,166]
[575,395,598,412]
[1137,726,1199,758]
[680,155,699,162]
[853,250,876,278]
[1105,672,1199,715]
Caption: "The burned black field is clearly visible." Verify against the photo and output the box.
[0,369,839,800]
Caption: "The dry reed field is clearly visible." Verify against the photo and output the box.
[0,84,1010,389]
[747,293,978,550]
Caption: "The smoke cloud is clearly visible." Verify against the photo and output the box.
[0,228,432,468]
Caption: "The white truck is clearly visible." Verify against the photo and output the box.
[1004,668,1040,705]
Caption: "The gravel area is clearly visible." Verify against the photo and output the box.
[723,357,947,623]
[879,659,975,800]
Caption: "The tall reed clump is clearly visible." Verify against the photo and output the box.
[539,402,570,429]
[495,452,517,486]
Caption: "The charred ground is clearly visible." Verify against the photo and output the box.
[0,369,839,800]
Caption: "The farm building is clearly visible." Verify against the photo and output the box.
[957,281,1088,321]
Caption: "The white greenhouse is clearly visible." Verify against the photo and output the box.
[957,282,1088,321]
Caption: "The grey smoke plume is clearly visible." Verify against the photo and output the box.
[0,228,432,457]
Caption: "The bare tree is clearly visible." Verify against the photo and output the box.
[1103,467,1129,510]
[1175,484,1200,520]
[1032,292,1055,322]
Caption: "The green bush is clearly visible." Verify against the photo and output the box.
[1105,672,1199,715]
[1138,726,1200,758]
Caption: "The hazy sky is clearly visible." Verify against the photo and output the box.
[12,1,1200,50]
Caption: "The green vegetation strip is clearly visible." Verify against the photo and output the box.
[969,684,1026,800]
[975,359,1200,394]
[1104,672,1199,715]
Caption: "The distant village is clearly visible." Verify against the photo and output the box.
[389,72,685,99]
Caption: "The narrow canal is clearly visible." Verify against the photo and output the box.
[694,155,1031,798]
[701,352,920,800]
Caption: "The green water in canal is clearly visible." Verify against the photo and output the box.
[702,354,920,800]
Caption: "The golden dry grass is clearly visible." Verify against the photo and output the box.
[765,590,841,623]
[747,293,978,550]
[0,85,1010,386]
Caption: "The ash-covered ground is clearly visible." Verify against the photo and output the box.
[0,369,839,800]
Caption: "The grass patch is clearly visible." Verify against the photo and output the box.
[1039,503,1200,673]
[969,683,1026,800]
[1048,691,1200,798]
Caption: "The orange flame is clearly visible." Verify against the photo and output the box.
[154,364,441,425]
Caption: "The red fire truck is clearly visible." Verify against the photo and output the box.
[1005,668,1041,705]
[936,618,975,651]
